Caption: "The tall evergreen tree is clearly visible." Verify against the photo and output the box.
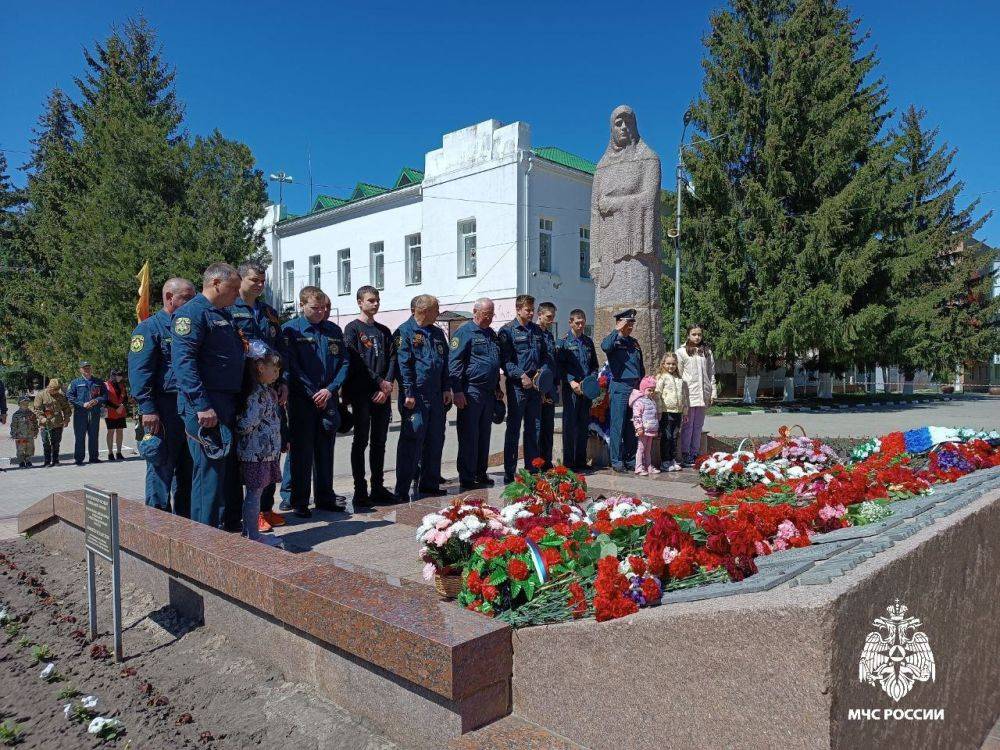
[882,106,995,380]
[680,0,892,379]
[18,18,266,377]
[0,150,29,372]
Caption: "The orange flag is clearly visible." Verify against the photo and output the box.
[136,261,152,322]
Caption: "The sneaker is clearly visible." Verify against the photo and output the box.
[278,499,292,511]
[293,507,312,519]
[257,513,273,534]
[648,466,662,474]
[635,469,648,476]
[262,511,286,527]
[611,463,627,473]
[668,461,682,472]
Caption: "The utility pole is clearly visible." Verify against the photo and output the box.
[671,110,692,351]
[269,172,294,214]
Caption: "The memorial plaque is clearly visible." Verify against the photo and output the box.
[82,485,123,661]
[85,488,113,560]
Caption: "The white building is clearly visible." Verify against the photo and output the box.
[264,119,596,336]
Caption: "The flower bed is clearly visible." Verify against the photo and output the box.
[417,430,1000,627]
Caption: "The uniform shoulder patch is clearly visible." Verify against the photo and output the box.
[130,334,145,353]
[174,317,192,336]
[450,336,460,350]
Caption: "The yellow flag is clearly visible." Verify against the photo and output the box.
[136,261,152,322]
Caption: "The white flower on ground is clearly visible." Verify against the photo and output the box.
[81,695,98,710]
[40,663,55,680]
[87,716,123,735]
[63,703,73,719]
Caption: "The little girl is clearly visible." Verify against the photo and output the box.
[654,353,689,472]
[629,375,660,476]
[236,344,284,546]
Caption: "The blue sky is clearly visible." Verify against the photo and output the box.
[2,0,998,244]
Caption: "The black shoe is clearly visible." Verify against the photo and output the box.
[116,452,124,461]
[370,486,396,504]
[89,458,102,464]
[503,475,515,484]
[624,461,636,471]
[418,487,448,497]
[459,482,481,492]
[293,507,312,519]
[42,460,51,467]
[221,522,242,533]
[333,492,347,504]
[278,499,292,511]
[106,454,116,462]
[475,477,495,487]
[353,490,374,509]
[315,500,347,512]
[611,463,627,473]
[52,459,61,466]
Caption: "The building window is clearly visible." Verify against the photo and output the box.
[539,218,553,273]
[282,260,294,305]
[370,241,385,290]
[309,255,321,287]
[579,227,591,278]
[457,219,477,278]
[337,249,351,296]
[405,233,422,285]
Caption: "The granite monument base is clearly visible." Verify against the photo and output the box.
[510,475,1000,749]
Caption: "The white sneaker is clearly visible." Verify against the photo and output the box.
[668,461,682,472]
[659,462,673,472]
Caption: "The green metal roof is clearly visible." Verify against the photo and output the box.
[312,195,348,211]
[394,167,425,188]
[350,182,389,200]
[532,146,596,175]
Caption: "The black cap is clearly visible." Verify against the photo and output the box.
[614,309,637,322]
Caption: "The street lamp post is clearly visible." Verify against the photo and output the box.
[671,113,728,351]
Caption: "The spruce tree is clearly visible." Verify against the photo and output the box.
[19,18,267,377]
[0,151,28,372]
[882,106,995,381]
[681,0,892,383]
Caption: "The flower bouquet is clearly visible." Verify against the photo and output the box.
[416,498,511,598]
[756,426,840,468]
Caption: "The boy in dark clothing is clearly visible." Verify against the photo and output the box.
[343,286,395,507]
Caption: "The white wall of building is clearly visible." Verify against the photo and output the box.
[268,119,595,334]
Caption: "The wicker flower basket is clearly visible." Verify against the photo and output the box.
[434,573,463,600]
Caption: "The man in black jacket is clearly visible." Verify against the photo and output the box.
[344,286,395,507]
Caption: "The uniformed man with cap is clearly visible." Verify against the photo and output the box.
[281,286,350,518]
[498,294,549,483]
[449,297,502,490]
[391,294,452,501]
[171,262,245,527]
[129,277,196,516]
[227,261,287,532]
[557,308,599,471]
[601,308,645,472]
[67,361,108,465]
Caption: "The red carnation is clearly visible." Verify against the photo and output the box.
[481,584,499,602]
[466,569,484,595]
[532,457,545,469]
[568,582,588,618]
[504,536,528,554]
[628,555,646,577]
[507,558,529,581]
[527,526,546,542]
[466,599,483,611]
[554,465,569,476]
[558,481,572,496]
[481,539,505,560]
[641,576,662,605]
[541,547,562,571]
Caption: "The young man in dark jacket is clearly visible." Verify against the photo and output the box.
[343,286,395,507]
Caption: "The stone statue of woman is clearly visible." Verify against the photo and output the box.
[590,105,663,373]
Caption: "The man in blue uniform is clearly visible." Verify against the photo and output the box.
[67,361,108,465]
[498,294,548,483]
[536,301,559,470]
[282,286,350,518]
[557,309,599,472]
[171,263,245,527]
[449,297,502,490]
[128,277,196,516]
[227,261,288,532]
[392,294,452,501]
[602,308,644,472]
